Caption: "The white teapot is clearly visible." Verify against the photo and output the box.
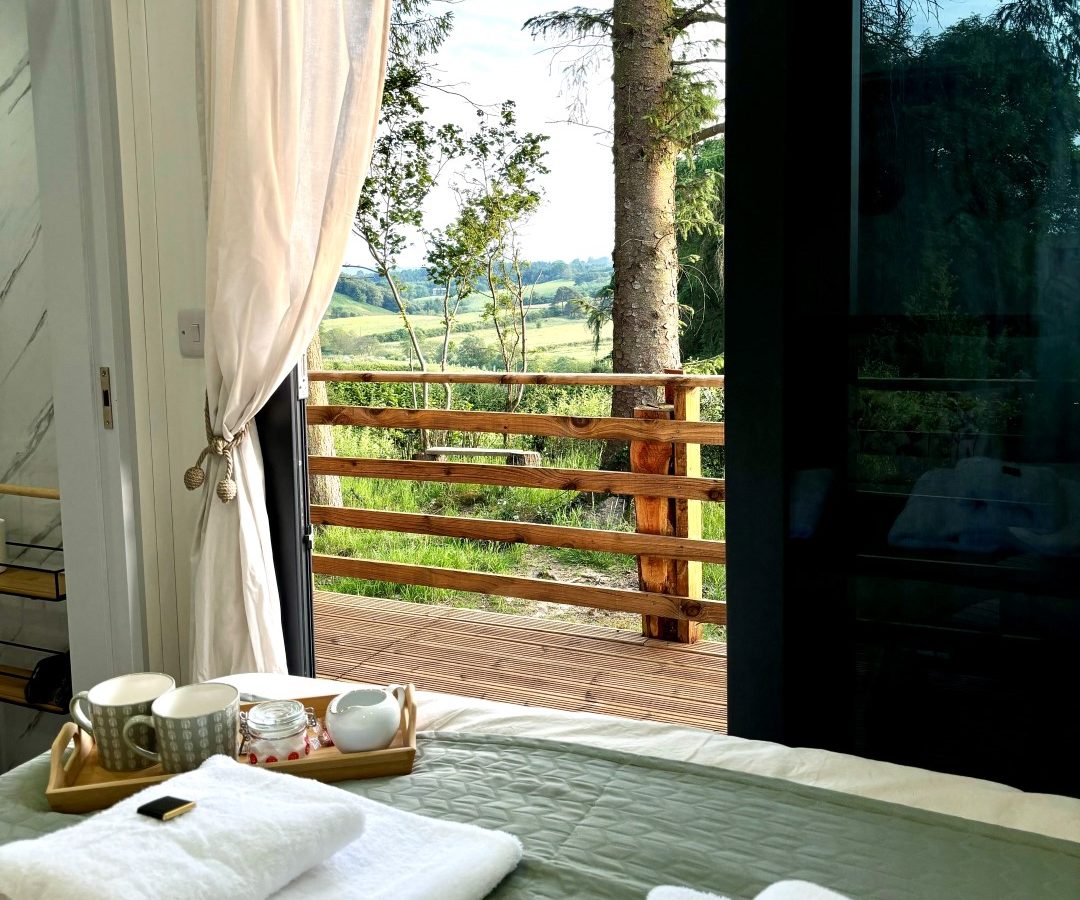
[324,684,406,752]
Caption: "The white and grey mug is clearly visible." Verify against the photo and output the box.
[123,682,239,774]
[69,672,175,772]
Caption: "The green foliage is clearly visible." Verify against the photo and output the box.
[646,63,720,152]
[355,4,552,405]
[573,279,614,354]
[332,276,397,313]
[676,138,724,359]
[438,102,550,407]
[451,335,503,369]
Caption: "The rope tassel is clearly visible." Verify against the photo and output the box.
[184,398,247,503]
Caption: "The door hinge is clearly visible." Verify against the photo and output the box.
[99,367,114,430]
[296,361,309,401]
[302,522,313,549]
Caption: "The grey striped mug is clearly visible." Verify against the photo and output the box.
[69,672,176,771]
[123,682,240,773]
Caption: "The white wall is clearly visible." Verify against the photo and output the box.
[111,0,207,683]
[0,0,68,771]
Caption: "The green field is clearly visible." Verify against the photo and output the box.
[323,307,485,337]
[322,316,611,364]
[404,277,608,306]
[321,281,612,366]
[327,292,396,318]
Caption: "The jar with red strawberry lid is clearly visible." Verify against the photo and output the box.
[241,700,313,764]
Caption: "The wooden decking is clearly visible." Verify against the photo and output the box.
[314,590,728,731]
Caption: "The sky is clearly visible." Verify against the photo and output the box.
[913,0,999,31]
[344,0,620,269]
[341,0,999,271]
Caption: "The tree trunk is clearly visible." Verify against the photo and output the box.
[305,334,342,508]
[384,265,430,449]
[605,0,682,466]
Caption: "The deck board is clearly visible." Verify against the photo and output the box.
[314,591,728,731]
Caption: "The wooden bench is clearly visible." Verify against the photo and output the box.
[413,447,541,467]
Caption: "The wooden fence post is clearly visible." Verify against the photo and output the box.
[632,405,678,609]
[630,399,699,639]
[631,394,704,643]
[670,385,704,644]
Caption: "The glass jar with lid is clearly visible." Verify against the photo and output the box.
[241,700,313,764]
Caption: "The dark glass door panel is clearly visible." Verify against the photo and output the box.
[846,0,1080,793]
[726,0,1080,794]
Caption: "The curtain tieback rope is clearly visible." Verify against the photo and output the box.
[184,398,247,503]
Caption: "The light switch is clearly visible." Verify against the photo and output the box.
[178,309,206,358]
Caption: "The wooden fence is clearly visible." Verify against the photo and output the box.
[307,370,726,642]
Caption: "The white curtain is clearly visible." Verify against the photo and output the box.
[189,0,390,681]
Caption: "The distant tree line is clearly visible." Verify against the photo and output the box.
[334,256,612,317]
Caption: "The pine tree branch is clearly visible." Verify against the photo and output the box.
[689,121,725,145]
[677,12,726,27]
[524,7,613,39]
[672,2,726,30]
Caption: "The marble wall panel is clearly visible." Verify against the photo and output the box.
[0,0,68,771]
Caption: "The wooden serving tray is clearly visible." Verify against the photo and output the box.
[46,685,417,814]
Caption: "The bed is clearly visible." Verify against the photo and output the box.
[2,673,1079,899]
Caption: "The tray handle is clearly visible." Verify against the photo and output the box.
[48,721,92,791]
[403,683,417,747]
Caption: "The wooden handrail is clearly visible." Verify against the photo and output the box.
[307,406,726,445]
[310,370,724,388]
[0,483,60,501]
[307,371,727,638]
[310,506,728,564]
[312,554,727,624]
[308,456,725,501]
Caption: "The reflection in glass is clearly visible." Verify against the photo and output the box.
[856,0,1080,571]
[849,0,1080,790]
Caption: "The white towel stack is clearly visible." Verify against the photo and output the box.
[277,794,523,900]
[648,880,853,900]
[0,756,521,900]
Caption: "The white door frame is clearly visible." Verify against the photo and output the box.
[106,0,209,684]
[25,0,149,687]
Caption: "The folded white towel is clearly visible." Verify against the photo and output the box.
[274,794,523,899]
[648,887,731,900]
[648,881,851,900]
[0,755,366,900]
[756,882,852,900]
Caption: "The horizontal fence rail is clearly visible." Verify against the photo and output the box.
[310,370,725,388]
[307,406,726,445]
[312,555,727,625]
[308,369,727,638]
[308,457,726,501]
[311,506,727,564]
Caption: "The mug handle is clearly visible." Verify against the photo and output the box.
[69,691,94,734]
[387,683,406,711]
[123,714,161,763]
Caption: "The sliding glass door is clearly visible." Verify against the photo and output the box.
[728,0,1080,794]
[848,0,1080,791]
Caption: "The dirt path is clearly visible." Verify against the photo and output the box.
[518,546,642,630]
